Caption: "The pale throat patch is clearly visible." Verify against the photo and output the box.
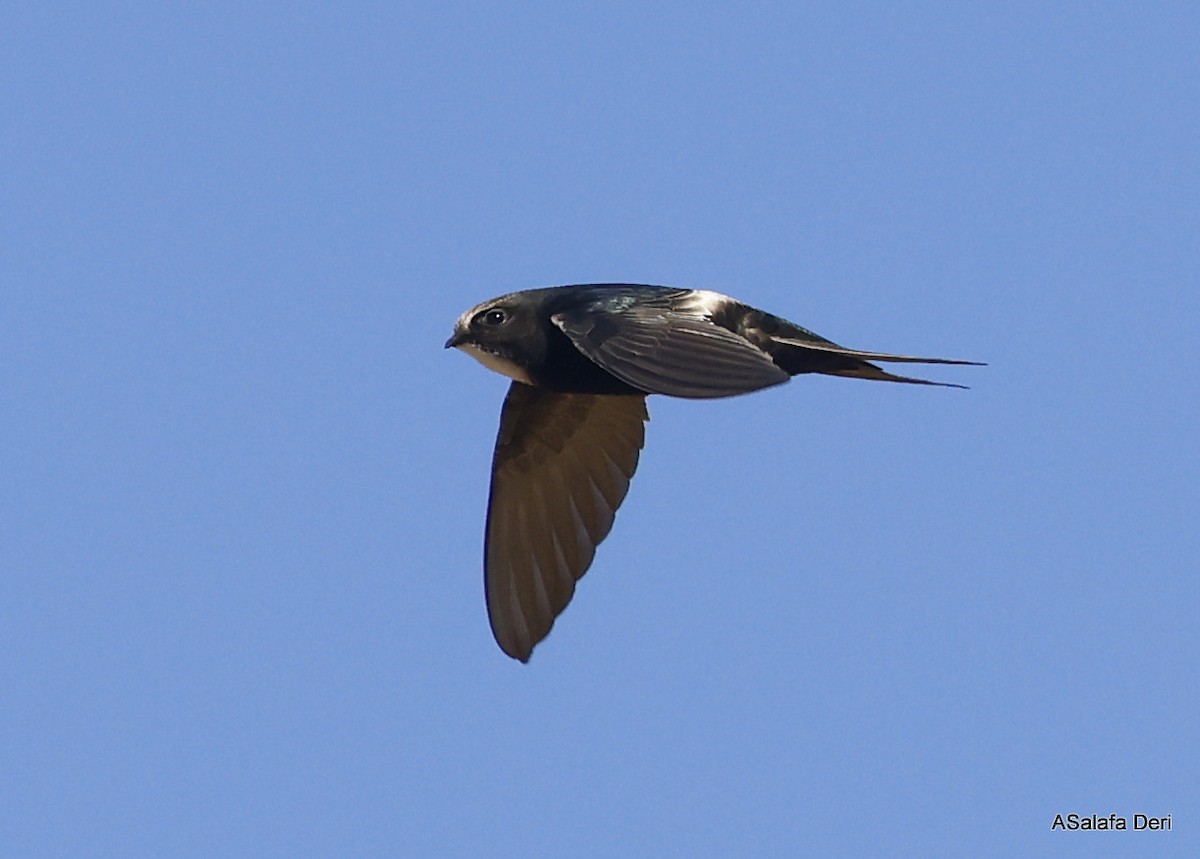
[459,344,534,385]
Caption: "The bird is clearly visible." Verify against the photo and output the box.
[446,284,980,662]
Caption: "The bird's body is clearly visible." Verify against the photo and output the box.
[447,284,979,661]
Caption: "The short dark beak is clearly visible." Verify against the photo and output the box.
[445,331,465,349]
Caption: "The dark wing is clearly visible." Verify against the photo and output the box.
[551,297,789,399]
[485,382,648,662]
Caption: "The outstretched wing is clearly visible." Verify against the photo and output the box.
[485,382,648,662]
[551,292,789,399]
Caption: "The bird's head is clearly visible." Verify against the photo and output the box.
[445,293,542,384]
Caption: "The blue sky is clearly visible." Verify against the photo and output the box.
[4,3,1197,856]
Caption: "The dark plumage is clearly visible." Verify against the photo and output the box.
[446,284,980,661]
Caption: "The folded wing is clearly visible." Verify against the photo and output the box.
[552,301,789,399]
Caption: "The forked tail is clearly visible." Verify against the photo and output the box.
[769,335,984,389]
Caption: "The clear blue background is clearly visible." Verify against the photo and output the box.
[4,4,1196,856]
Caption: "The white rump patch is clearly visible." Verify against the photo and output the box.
[678,289,734,318]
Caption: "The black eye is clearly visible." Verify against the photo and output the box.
[480,308,507,326]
